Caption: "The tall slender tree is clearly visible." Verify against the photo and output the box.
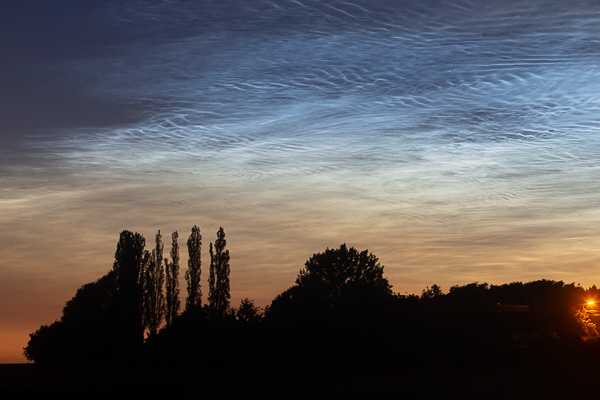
[185,225,202,310]
[208,227,230,317]
[141,249,152,329]
[112,230,146,348]
[143,231,166,337]
[165,231,180,327]
[208,243,216,312]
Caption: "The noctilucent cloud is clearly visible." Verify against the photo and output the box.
[1,0,599,362]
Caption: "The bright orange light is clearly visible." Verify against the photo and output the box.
[588,301,595,306]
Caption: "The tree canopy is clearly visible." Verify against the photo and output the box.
[295,243,392,303]
[208,227,231,317]
[165,231,180,327]
[185,225,202,310]
[23,230,600,374]
[266,244,393,324]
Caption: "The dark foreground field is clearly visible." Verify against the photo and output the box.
[2,359,599,399]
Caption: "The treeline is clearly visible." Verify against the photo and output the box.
[24,226,234,364]
[24,230,600,371]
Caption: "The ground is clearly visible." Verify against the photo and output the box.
[1,360,596,399]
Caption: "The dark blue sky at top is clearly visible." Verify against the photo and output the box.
[4,0,598,139]
[2,1,139,134]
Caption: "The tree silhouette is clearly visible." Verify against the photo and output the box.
[295,243,392,305]
[112,230,146,349]
[25,231,148,363]
[23,321,66,364]
[185,225,202,310]
[24,271,117,363]
[575,306,599,341]
[421,284,443,299]
[165,231,180,327]
[208,227,230,317]
[266,243,395,341]
[208,244,216,313]
[143,230,166,337]
[236,298,262,323]
[24,226,600,373]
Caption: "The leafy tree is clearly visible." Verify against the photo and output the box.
[25,231,147,363]
[23,321,67,364]
[185,225,202,310]
[587,285,600,302]
[24,271,117,363]
[208,227,231,317]
[421,284,443,300]
[143,231,166,337]
[266,244,394,327]
[165,231,180,327]
[575,306,599,341]
[236,298,263,323]
[295,243,392,305]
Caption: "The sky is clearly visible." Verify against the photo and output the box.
[1,0,600,363]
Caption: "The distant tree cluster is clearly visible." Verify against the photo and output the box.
[24,226,237,363]
[24,237,600,372]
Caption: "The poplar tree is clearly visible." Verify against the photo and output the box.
[165,231,180,327]
[112,230,146,347]
[143,231,165,337]
[208,227,230,316]
[208,243,216,312]
[185,225,202,310]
